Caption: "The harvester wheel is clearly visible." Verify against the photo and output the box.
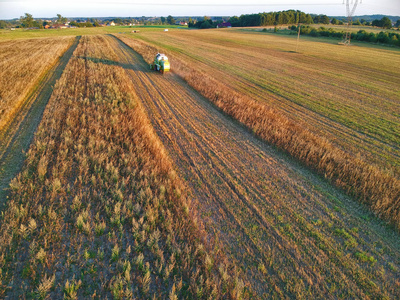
[161,69,164,74]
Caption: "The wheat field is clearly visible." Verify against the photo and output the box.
[0,27,399,298]
[0,35,243,299]
[129,29,400,173]
[0,37,73,133]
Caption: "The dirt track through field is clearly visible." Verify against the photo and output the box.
[0,36,81,204]
[105,35,400,298]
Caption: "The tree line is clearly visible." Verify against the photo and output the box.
[229,10,315,27]
[1,11,399,30]
[188,11,399,30]
[288,25,400,46]
[189,10,316,29]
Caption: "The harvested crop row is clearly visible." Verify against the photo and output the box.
[108,34,400,299]
[0,36,242,299]
[0,37,74,133]
[115,34,400,230]
[130,29,400,173]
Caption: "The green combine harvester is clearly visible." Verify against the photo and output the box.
[150,53,170,74]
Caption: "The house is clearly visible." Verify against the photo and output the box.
[176,21,188,26]
[51,24,68,29]
[110,21,115,26]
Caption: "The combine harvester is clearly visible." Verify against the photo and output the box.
[150,53,170,74]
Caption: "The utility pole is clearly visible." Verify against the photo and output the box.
[340,0,361,45]
[296,23,301,52]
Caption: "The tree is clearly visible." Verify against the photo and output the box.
[160,17,166,24]
[390,34,399,46]
[377,31,390,43]
[0,20,8,29]
[312,15,329,24]
[167,15,175,25]
[331,18,339,25]
[57,14,67,24]
[321,15,330,24]
[228,16,240,27]
[372,17,393,29]
[20,13,34,28]
[395,19,400,28]
[305,14,313,24]
[381,17,392,29]
[371,19,380,27]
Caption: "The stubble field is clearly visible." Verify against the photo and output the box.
[111,33,400,298]
[129,29,400,173]
[0,27,399,299]
[0,35,240,299]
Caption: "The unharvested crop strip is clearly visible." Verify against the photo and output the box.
[0,36,81,204]
[0,37,74,134]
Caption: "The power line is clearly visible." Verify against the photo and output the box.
[340,0,360,45]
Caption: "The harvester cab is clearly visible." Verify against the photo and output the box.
[150,53,170,74]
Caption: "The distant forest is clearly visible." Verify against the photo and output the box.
[189,10,400,30]
[189,10,317,29]
[289,25,400,46]
[230,10,316,27]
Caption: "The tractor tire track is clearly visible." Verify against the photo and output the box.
[0,36,81,205]
[107,35,400,298]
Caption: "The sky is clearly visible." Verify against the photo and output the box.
[0,0,399,20]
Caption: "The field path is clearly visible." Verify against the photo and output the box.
[0,36,81,204]
[105,35,400,298]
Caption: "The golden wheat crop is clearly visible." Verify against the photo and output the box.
[0,37,73,133]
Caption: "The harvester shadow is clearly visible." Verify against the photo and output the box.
[76,56,152,73]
